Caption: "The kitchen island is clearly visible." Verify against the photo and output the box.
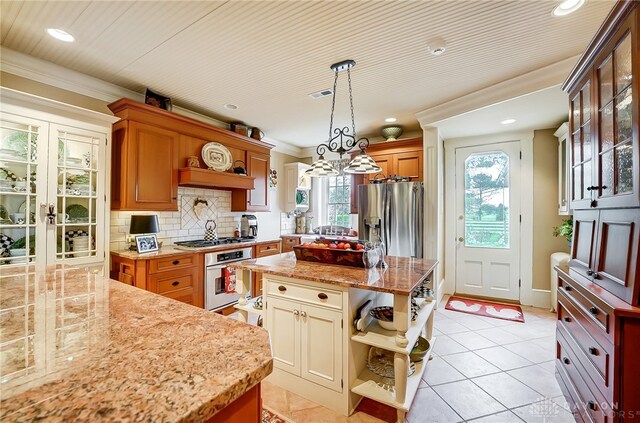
[0,264,272,422]
[231,252,438,423]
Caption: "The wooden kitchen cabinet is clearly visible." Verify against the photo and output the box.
[108,99,273,212]
[232,151,270,212]
[111,252,203,307]
[350,137,423,213]
[281,235,302,253]
[559,3,640,419]
[111,120,179,211]
[567,7,639,210]
[251,241,281,297]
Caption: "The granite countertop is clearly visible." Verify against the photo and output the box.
[231,252,438,295]
[111,238,282,260]
[0,265,273,422]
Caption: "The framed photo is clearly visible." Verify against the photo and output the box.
[135,234,159,254]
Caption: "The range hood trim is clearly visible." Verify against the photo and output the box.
[178,167,255,190]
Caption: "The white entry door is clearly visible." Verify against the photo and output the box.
[455,141,521,301]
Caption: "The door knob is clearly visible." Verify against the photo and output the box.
[458,237,464,242]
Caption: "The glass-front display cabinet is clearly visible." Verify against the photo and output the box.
[0,105,108,267]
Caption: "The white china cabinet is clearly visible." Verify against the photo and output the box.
[0,89,115,267]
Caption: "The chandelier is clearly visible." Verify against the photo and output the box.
[305,60,381,177]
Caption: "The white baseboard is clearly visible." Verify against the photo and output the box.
[526,289,552,309]
[437,278,446,308]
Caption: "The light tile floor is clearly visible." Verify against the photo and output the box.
[260,302,576,422]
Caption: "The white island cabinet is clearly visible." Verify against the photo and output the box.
[232,253,438,423]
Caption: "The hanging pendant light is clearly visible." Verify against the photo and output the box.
[305,60,380,177]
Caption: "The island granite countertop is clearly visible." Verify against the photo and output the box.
[0,265,272,422]
[231,252,438,295]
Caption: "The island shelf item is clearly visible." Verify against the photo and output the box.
[231,252,438,423]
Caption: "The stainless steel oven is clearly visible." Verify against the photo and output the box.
[205,247,252,311]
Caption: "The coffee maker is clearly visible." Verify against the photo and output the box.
[241,215,258,238]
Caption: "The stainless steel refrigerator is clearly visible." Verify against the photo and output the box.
[357,182,424,258]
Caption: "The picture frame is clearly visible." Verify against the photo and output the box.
[135,234,159,254]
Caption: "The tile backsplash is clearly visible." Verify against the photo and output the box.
[110,187,242,251]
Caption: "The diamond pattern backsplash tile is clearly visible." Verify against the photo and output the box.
[181,194,218,230]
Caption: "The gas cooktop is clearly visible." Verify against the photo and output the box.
[174,237,256,249]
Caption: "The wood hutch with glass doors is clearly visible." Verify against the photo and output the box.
[556,2,640,422]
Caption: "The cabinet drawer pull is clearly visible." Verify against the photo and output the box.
[588,401,597,411]
[589,307,598,315]
[563,316,571,322]
[562,357,570,365]
[564,285,572,291]
[588,347,598,356]
[278,285,287,292]
[587,269,594,276]
[172,260,180,265]
[318,293,328,300]
[172,281,180,286]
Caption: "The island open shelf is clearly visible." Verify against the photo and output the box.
[234,296,264,317]
[351,337,436,412]
[351,299,435,354]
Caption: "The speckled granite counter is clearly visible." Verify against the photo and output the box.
[0,265,273,422]
[111,238,282,260]
[231,252,437,295]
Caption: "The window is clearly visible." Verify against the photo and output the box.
[327,175,351,227]
[464,151,510,248]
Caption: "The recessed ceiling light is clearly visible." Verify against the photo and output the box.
[46,28,75,42]
[224,103,238,110]
[427,37,447,56]
[385,117,397,123]
[501,119,516,125]
[552,0,585,16]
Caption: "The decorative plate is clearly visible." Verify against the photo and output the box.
[201,142,232,172]
[65,204,89,219]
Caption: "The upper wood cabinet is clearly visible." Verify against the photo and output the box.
[108,99,273,211]
[232,151,270,211]
[350,137,423,212]
[565,4,639,210]
[111,120,179,210]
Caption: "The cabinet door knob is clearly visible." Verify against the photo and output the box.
[589,307,598,315]
[588,401,597,411]
[564,285,572,291]
[172,281,180,286]
[562,357,570,365]
[300,311,307,318]
[318,293,328,300]
[590,200,598,208]
[278,285,287,292]
[588,347,598,356]
[293,309,299,316]
[172,260,180,265]
[587,269,594,276]
[563,316,571,322]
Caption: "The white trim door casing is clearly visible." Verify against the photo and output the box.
[444,131,535,306]
[454,141,521,301]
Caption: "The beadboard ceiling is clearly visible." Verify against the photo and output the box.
[0,1,615,147]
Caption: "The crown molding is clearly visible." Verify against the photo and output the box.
[1,47,304,155]
[0,87,119,126]
[415,55,579,126]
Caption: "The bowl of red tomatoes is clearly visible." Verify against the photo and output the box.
[293,239,372,267]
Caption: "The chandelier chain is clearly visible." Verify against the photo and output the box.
[328,69,339,143]
[347,67,356,138]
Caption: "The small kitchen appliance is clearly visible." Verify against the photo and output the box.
[241,215,257,238]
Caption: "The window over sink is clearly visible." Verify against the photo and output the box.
[327,175,352,227]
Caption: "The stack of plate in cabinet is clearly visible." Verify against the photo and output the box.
[72,235,90,257]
